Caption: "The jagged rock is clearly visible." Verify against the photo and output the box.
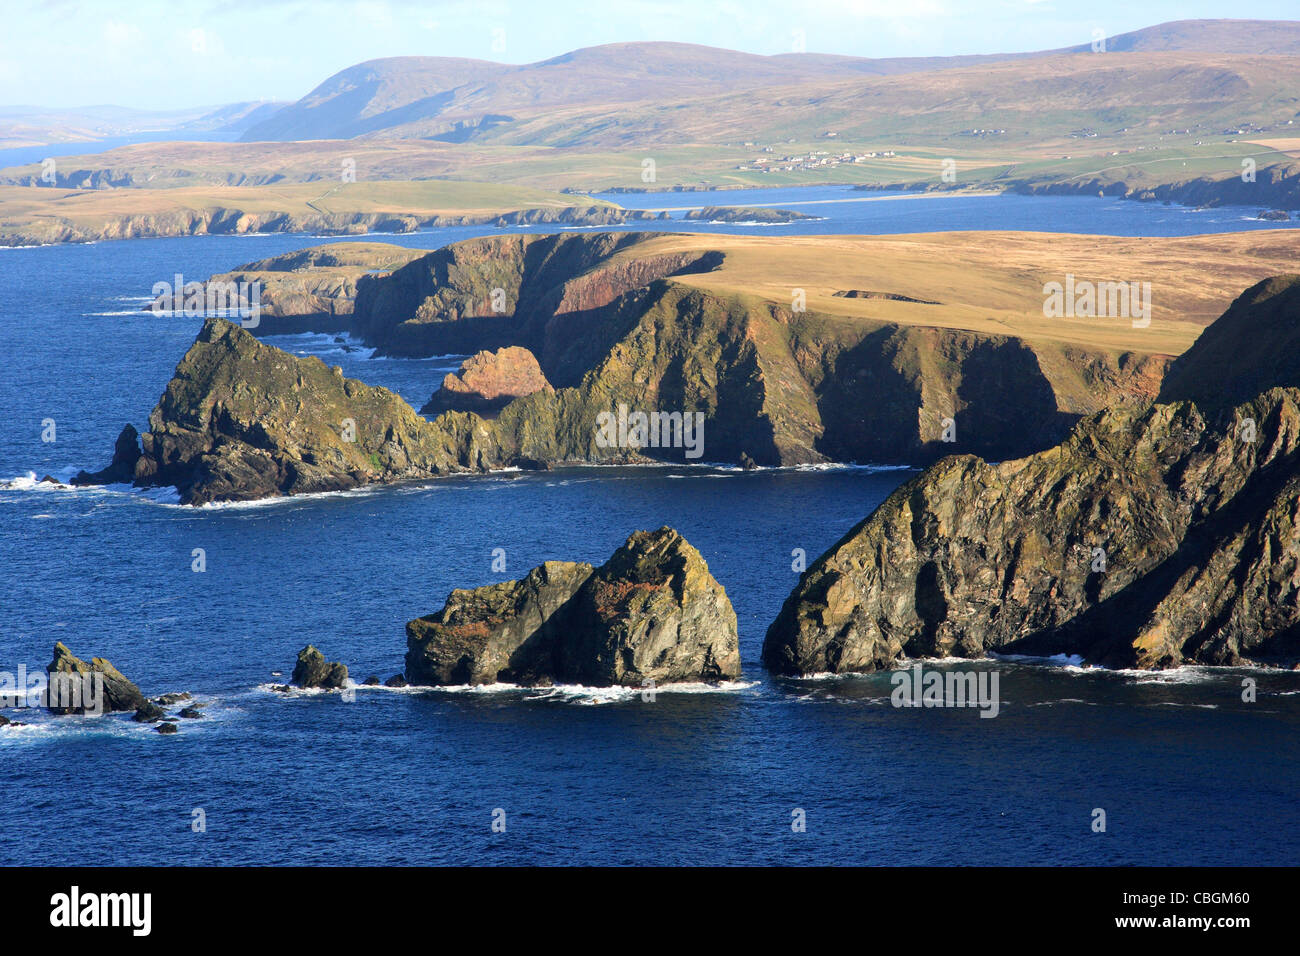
[406,528,741,686]
[1259,209,1290,221]
[72,424,140,485]
[131,702,165,723]
[420,347,553,417]
[45,642,145,714]
[764,386,1300,673]
[178,706,204,719]
[81,317,504,504]
[154,692,192,705]
[291,646,349,689]
[157,722,179,735]
[406,561,595,685]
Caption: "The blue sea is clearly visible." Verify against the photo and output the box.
[2,190,1298,865]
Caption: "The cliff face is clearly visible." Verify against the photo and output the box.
[350,232,720,358]
[763,386,1300,674]
[349,232,1163,467]
[405,528,740,687]
[1157,274,1300,412]
[82,232,1193,500]
[420,346,553,417]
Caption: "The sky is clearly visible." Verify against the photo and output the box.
[1,0,1296,111]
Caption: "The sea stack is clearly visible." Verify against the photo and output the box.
[406,527,741,687]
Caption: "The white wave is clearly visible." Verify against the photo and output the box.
[348,678,757,705]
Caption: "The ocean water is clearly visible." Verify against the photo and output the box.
[2,192,1298,866]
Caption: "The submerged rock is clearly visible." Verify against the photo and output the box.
[764,386,1300,673]
[45,642,145,714]
[178,706,205,719]
[406,527,740,687]
[131,701,166,723]
[291,646,349,689]
[383,674,408,688]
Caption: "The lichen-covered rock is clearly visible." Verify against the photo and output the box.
[46,642,146,714]
[405,561,595,685]
[764,387,1300,673]
[421,346,553,416]
[291,646,349,689]
[406,528,740,686]
[556,528,742,685]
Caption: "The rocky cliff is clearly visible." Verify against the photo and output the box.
[75,317,507,504]
[420,346,553,416]
[406,528,741,686]
[153,243,426,336]
[79,232,1194,500]
[1157,274,1300,412]
[764,385,1300,673]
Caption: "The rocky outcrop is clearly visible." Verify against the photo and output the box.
[682,206,816,223]
[151,243,426,336]
[420,347,552,416]
[46,642,146,714]
[764,386,1300,674]
[406,528,740,686]
[1157,274,1300,413]
[291,646,349,689]
[73,316,506,504]
[72,424,141,485]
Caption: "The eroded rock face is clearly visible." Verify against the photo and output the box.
[405,561,595,685]
[291,646,349,689]
[75,316,504,504]
[46,642,146,714]
[763,387,1300,673]
[1157,274,1300,413]
[420,347,553,416]
[556,528,742,686]
[406,528,740,686]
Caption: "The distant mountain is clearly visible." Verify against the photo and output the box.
[241,20,1300,144]
[1064,18,1300,54]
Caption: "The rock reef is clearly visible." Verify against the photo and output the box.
[405,528,740,687]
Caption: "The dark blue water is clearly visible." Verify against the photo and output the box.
[2,193,1298,865]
